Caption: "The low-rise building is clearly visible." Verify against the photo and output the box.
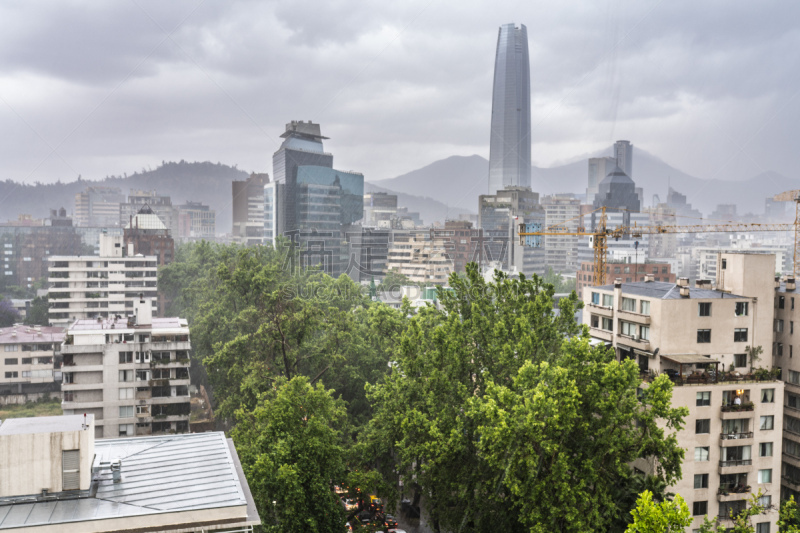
[575,260,676,294]
[0,325,65,398]
[0,414,259,532]
[60,298,190,439]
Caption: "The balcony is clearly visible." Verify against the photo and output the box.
[590,328,613,342]
[720,432,753,441]
[616,334,651,351]
[719,459,752,468]
[717,485,751,502]
[617,309,651,324]
[721,402,754,413]
[587,303,613,317]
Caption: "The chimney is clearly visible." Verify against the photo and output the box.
[677,277,689,287]
[111,460,122,483]
[644,274,653,282]
[680,286,690,297]
[133,296,152,327]
[788,278,796,291]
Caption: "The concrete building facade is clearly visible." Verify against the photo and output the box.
[0,325,65,398]
[232,173,266,246]
[542,195,581,274]
[60,298,191,439]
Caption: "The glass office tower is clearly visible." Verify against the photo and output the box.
[488,23,531,194]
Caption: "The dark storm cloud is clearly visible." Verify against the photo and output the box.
[0,0,798,186]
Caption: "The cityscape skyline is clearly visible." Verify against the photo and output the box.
[0,2,797,189]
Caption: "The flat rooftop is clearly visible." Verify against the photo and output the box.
[69,317,187,331]
[593,281,748,300]
[0,325,65,344]
[0,432,259,530]
[0,414,90,436]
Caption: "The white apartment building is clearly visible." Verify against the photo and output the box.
[60,298,191,439]
[583,252,781,531]
[0,325,65,398]
[386,230,454,285]
[47,234,157,327]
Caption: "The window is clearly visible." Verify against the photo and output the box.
[780,296,786,309]
[722,258,727,270]
[758,495,772,508]
[119,424,134,437]
[62,450,80,491]
[118,370,133,382]
[697,329,711,343]
[694,473,708,489]
[4,358,17,365]
[760,416,774,430]
[778,343,784,357]
[3,345,18,352]
[621,321,637,336]
[776,319,785,333]
[793,322,795,334]
[696,391,711,406]
[4,372,17,378]
[640,325,650,341]
[622,297,636,312]
[119,351,133,364]
[694,447,710,461]
[698,302,711,317]
[614,267,621,274]
[640,300,650,315]
[757,522,771,533]
[119,406,133,418]
[591,292,600,305]
[735,302,749,316]
[734,328,748,342]
[136,405,150,415]
[602,317,613,331]
[591,315,599,328]
[693,501,708,516]
[762,389,774,403]
[119,388,133,400]
[734,353,747,367]
[602,294,614,308]
[695,419,710,434]
[758,469,772,483]
[791,370,800,386]
[759,442,773,457]
[135,370,150,382]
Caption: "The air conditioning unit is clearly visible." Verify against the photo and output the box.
[631,334,638,341]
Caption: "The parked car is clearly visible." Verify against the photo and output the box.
[382,514,398,529]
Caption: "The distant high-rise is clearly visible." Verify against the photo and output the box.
[488,23,531,194]
[614,140,633,179]
[586,157,616,205]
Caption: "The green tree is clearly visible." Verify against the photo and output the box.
[624,490,691,533]
[24,296,49,326]
[779,496,800,532]
[365,264,687,532]
[543,266,576,294]
[377,269,411,292]
[696,491,768,533]
[232,376,348,532]
[0,300,20,327]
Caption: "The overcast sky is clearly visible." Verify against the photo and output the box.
[1,0,798,185]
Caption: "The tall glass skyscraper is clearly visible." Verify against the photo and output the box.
[488,23,531,194]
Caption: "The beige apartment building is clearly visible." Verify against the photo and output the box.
[386,230,454,285]
[0,325,65,399]
[774,277,800,503]
[583,252,781,531]
[60,298,191,439]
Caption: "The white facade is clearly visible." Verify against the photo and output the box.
[0,325,65,395]
[47,235,158,327]
[61,299,191,439]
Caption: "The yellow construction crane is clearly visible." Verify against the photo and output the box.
[772,189,800,278]
[518,206,794,286]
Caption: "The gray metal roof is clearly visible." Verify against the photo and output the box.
[0,414,90,435]
[0,432,258,530]
[594,281,748,300]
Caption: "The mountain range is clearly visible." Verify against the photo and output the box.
[0,149,796,232]
[371,149,800,219]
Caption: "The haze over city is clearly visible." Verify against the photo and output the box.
[1,0,798,186]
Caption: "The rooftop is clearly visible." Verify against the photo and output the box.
[0,325,65,344]
[0,432,259,530]
[0,414,89,436]
[594,281,748,300]
[69,316,187,332]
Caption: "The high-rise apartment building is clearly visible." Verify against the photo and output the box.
[614,140,633,179]
[586,157,616,205]
[47,234,158,327]
[488,23,531,194]
[269,121,364,277]
[583,252,780,531]
[232,173,266,246]
[74,187,125,227]
[123,206,175,266]
[593,166,641,213]
[479,186,545,276]
[542,195,581,274]
[61,298,191,439]
[386,230,453,285]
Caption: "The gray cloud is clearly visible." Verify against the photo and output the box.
[0,0,798,190]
